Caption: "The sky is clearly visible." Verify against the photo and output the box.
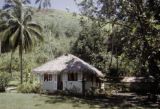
[0,0,80,13]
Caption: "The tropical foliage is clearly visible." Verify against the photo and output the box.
[0,0,159,103]
[77,0,160,98]
[72,21,109,73]
[0,72,10,92]
[35,0,51,9]
[0,6,81,85]
[17,82,40,93]
[0,0,43,84]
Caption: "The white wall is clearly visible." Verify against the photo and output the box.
[63,81,82,93]
[85,82,92,90]
[40,74,57,92]
[62,73,82,93]
[39,72,103,93]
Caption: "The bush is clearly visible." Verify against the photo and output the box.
[17,83,40,93]
[86,87,108,97]
[0,72,11,92]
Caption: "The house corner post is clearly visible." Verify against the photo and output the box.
[82,72,85,96]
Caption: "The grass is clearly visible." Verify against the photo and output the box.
[0,92,159,109]
[0,93,96,109]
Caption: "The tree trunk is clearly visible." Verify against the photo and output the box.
[0,40,1,55]
[109,36,113,69]
[20,1,23,84]
[20,26,23,84]
[20,46,23,84]
[10,51,13,77]
[116,48,119,71]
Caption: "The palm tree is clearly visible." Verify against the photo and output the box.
[0,0,43,84]
[35,0,51,9]
[4,0,51,9]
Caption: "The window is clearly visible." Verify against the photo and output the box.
[68,73,78,81]
[44,74,52,81]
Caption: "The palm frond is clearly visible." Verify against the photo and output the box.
[3,4,14,10]
[9,27,20,47]
[12,0,21,6]
[27,27,43,41]
[23,14,32,25]
[0,22,8,33]
[1,26,14,42]
[4,0,30,6]
[35,0,41,4]
[24,31,33,52]
[1,11,18,22]
[24,28,35,45]
[1,12,12,19]
[27,22,43,32]
[23,0,31,4]
[3,0,21,10]
[35,0,51,9]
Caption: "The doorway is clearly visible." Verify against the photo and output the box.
[57,74,63,90]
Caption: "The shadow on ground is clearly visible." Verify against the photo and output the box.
[43,93,160,109]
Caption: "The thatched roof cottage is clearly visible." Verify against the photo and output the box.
[33,54,104,94]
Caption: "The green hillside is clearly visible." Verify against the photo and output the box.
[0,9,82,81]
[33,9,82,58]
[34,9,81,35]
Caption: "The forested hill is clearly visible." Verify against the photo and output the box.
[32,9,82,58]
[0,9,82,79]
[33,9,81,38]
[1,8,82,55]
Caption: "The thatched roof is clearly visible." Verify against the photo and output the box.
[32,54,104,78]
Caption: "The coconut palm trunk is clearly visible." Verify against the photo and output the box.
[9,51,13,77]
[0,40,1,54]
[20,1,23,84]
[19,43,23,84]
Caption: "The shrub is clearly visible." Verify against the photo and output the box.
[17,83,40,93]
[86,87,107,97]
[0,72,11,92]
